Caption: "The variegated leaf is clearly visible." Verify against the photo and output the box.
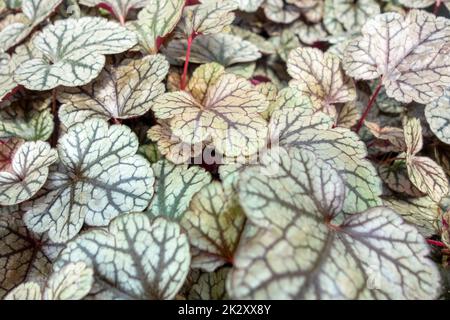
[228,147,441,299]
[14,17,137,90]
[181,182,245,271]
[149,159,211,220]
[57,55,169,128]
[188,267,230,300]
[425,90,450,145]
[79,0,148,24]
[263,0,301,24]
[343,10,450,104]
[0,140,57,205]
[23,119,155,243]
[55,214,190,300]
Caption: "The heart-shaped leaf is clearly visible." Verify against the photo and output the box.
[23,119,155,243]
[228,147,441,299]
[0,140,57,205]
[0,0,62,52]
[148,159,211,220]
[152,73,269,157]
[181,181,245,271]
[425,90,450,145]
[330,0,380,32]
[5,262,94,300]
[263,0,301,24]
[57,55,169,128]
[287,47,356,116]
[14,17,137,90]
[343,10,450,104]
[55,213,190,300]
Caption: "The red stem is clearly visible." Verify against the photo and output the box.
[180,32,196,90]
[434,0,442,15]
[354,80,383,133]
[427,239,446,247]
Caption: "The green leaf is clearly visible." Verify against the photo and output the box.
[229,147,441,299]
[149,159,211,220]
[14,17,137,90]
[55,214,191,300]
[188,267,230,300]
[23,119,155,243]
[5,262,94,300]
[181,182,245,271]
[263,0,301,24]
[0,140,57,205]
[57,55,169,128]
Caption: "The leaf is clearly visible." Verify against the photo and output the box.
[236,0,263,12]
[0,53,17,101]
[398,0,445,8]
[0,97,53,140]
[129,0,184,53]
[406,156,449,203]
[0,210,61,298]
[188,267,230,300]
[0,140,57,205]
[14,17,137,90]
[4,262,94,300]
[292,21,327,45]
[287,47,356,116]
[271,29,301,62]
[270,106,382,213]
[188,62,225,102]
[404,117,423,156]
[149,159,211,220]
[263,0,301,24]
[152,73,269,157]
[230,26,276,55]
[0,0,62,52]
[180,182,245,271]
[57,55,169,128]
[378,161,424,197]
[228,147,441,299]
[179,0,237,36]
[163,33,261,67]
[55,214,191,300]
[23,119,155,243]
[383,196,440,237]
[343,10,450,104]
[79,0,148,23]
[365,121,405,152]
[332,0,380,32]
[148,122,204,164]
[425,90,450,145]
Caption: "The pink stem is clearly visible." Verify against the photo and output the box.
[434,0,442,15]
[354,80,383,133]
[427,239,446,247]
[180,33,195,90]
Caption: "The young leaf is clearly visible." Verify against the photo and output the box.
[179,0,237,36]
[57,55,169,128]
[0,98,53,141]
[425,90,450,145]
[383,196,440,237]
[23,119,155,243]
[149,159,211,220]
[188,267,230,300]
[343,10,450,104]
[14,17,137,90]
[228,147,441,299]
[55,214,190,300]
[181,182,245,271]
[0,140,57,205]
[152,73,269,157]
[4,262,94,300]
[0,210,60,298]
[188,62,225,102]
[287,47,356,116]
[0,0,62,52]
[148,122,204,164]
[164,34,261,67]
[79,0,148,24]
[129,0,184,53]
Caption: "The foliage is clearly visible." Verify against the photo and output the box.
[0,0,449,300]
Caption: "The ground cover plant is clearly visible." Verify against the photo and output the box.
[0,0,450,300]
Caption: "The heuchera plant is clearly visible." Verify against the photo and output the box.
[0,0,450,300]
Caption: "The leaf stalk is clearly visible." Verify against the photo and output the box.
[180,32,197,90]
[354,80,383,134]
